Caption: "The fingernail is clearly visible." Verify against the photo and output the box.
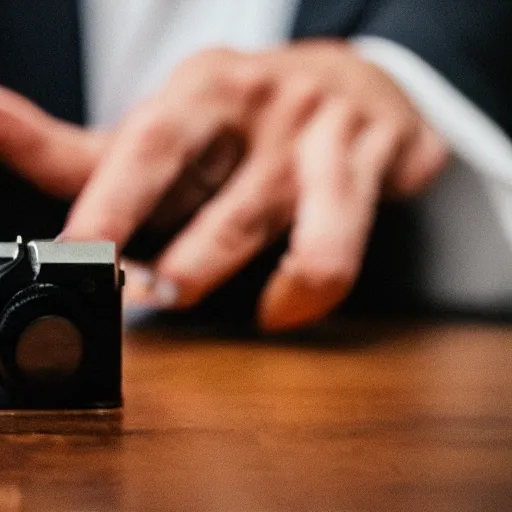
[258,269,349,332]
[154,279,180,308]
[258,273,310,332]
[130,267,155,289]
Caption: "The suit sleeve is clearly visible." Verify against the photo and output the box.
[352,0,512,137]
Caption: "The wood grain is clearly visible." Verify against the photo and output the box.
[1,318,512,511]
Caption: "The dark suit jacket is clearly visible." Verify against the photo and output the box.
[1,0,511,319]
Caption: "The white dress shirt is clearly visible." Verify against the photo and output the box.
[79,0,512,311]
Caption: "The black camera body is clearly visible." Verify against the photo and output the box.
[0,238,123,410]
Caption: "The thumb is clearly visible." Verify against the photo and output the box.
[0,86,108,198]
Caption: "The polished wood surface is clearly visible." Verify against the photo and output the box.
[1,316,512,511]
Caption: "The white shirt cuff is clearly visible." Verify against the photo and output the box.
[352,36,512,304]
[351,35,512,191]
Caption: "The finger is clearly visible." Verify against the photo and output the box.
[0,86,105,197]
[258,101,401,331]
[150,76,329,308]
[153,153,293,308]
[122,260,157,305]
[144,130,245,233]
[61,95,245,247]
[385,124,450,197]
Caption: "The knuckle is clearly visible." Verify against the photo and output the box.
[231,60,270,103]
[177,48,240,94]
[382,120,409,146]
[422,129,450,174]
[382,109,419,141]
[328,100,363,139]
[290,77,324,110]
[278,77,327,129]
[182,47,236,72]
[129,109,183,164]
[173,50,269,110]
[393,128,450,197]
[331,99,360,123]
[301,98,363,146]
[299,99,363,153]
[213,202,266,252]
[210,191,289,254]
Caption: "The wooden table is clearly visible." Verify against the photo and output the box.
[1,314,512,511]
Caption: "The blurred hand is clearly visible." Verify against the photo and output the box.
[0,41,449,330]
[0,85,104,197]
[0,86,233,232]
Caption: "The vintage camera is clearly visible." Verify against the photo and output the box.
[0,237,123,410]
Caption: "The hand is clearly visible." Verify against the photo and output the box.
[64,41,448,330]
[3,41,449,330]
[0,86,244,239]
[0,86,104,198]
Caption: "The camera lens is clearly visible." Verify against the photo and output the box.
[16,315,84,383]
[0,284,88,400]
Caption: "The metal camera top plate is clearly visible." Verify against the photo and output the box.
[27,240,116,273]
